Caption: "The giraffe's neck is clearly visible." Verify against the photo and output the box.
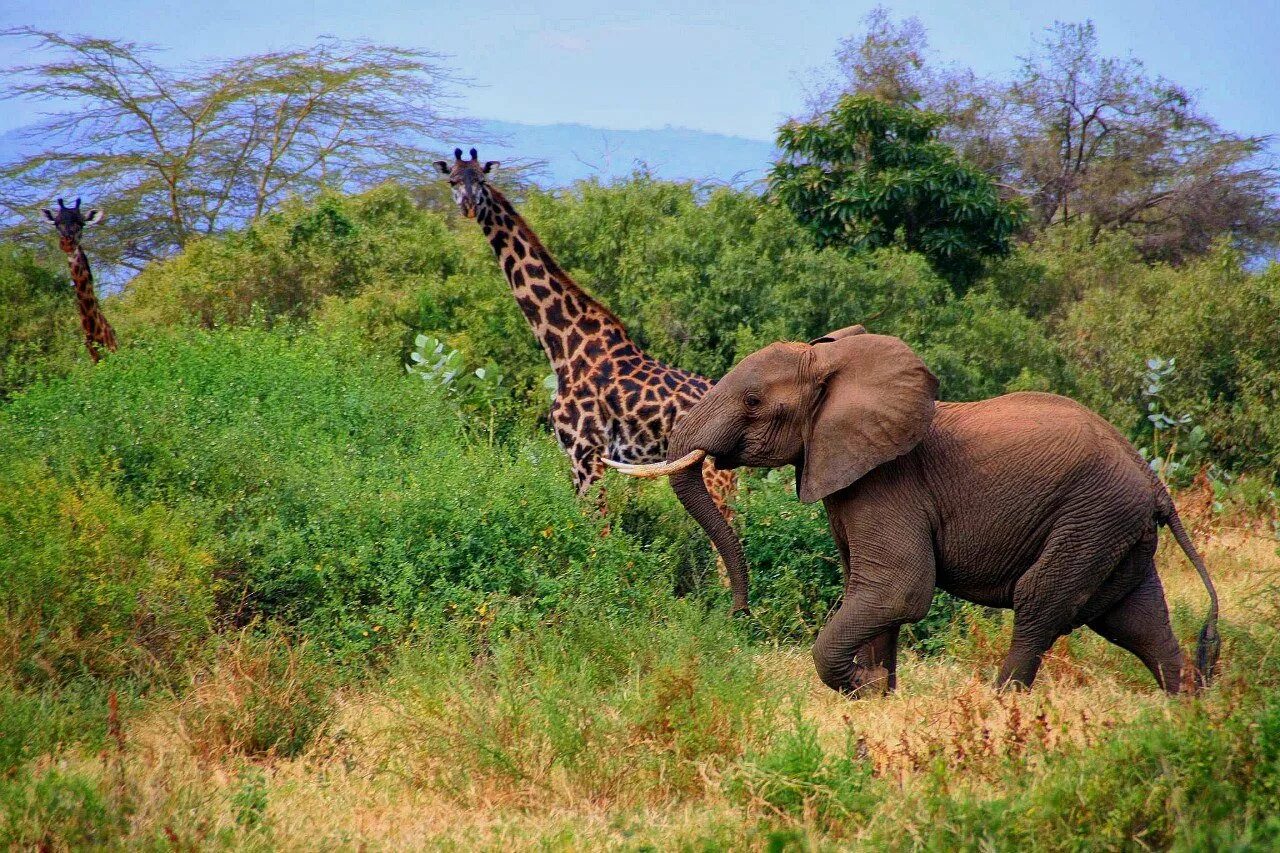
[476,186,632,373]
[66,246,102,319]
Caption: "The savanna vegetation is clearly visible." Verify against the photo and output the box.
[2,10,1278,851]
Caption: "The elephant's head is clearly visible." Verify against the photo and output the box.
[607,325,937,613]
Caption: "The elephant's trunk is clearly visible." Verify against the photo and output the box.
[670,463,749,614]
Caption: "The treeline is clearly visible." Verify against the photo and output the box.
[5,177,1277,482]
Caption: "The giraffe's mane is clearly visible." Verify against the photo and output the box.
[486,184,629,331]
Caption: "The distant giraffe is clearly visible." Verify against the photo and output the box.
[436,148,736,520]
[42,198,117,364]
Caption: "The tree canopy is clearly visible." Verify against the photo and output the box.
[771,95,1026,286]
[0,29,472,273]
[815,10,1280,263]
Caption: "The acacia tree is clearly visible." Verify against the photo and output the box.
[1008,22,1279,261]
[816,11,1280,263]
[0,29,473,273]
[771,95,1026,288]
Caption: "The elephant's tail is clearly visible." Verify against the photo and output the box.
[1159,500,1221,688]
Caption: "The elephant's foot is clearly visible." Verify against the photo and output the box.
[843,664,894,699]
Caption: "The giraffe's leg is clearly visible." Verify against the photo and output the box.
[551,390,606,502]
[85,338,101,365]
[705,464,737,525]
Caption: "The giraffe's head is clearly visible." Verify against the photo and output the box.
[42,198,103,253]
[434,147,499,219]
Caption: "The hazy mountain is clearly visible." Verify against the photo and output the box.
[0,121,778,195]
[476,120,776,188]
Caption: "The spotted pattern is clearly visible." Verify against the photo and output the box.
[446,156,736,518]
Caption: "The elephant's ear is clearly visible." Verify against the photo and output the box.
[798,334,937,504]
[808,324,867,345]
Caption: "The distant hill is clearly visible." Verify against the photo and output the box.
[0,121,778,197]
[477,121,777,189]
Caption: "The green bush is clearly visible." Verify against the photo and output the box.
[0,461,214,685]
[0,328,683,654]
[118,186,463,335]
[0,683,131,781]
[1059,244,1280,477]
[0,768,123,851]
[0,245,82,397]
[729,711,875,835]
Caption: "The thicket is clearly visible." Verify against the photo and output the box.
[90,180,1279,481]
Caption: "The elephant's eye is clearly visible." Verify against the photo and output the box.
[744,392,762,410]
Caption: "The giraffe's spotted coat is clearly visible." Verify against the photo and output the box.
[438,150,736,519]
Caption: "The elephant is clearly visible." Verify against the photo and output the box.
[606,326,1220,695]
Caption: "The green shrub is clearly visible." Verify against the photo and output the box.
[0,768,123,850]
[0,461,214,685]
[0,244,81,397]
[0,685,124,775]
[118,186,462,334]
[729,711,876,835]
[1058,242,1280,478]
[0,328,682,653]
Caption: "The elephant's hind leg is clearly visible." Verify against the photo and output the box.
[1087,557,1186,694]
[999,519,1140,690]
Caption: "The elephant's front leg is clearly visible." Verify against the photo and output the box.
[824,509,910,696]
[813,527,934,696]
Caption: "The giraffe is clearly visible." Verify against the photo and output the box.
[42,198,117,364]
[435,148,736,522]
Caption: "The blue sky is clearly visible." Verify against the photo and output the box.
[1,0,1276,141]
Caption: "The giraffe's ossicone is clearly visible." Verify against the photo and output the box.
[435,148,737,526]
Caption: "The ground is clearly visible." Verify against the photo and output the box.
[22,524,1279,850]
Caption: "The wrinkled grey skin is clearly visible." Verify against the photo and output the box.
[659,326,1219,695]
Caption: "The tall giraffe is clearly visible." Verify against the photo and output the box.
[42,198,117,364]
[435,148,736,519]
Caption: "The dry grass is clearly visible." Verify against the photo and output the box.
[27,524,1280,850]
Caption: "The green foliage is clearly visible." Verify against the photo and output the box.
[772,95,1027,287]
[118,186,463,339]
[0,245,81,397]
[0,768,123,850]
[1060,243,1280,476]
[0,687,111,775]
[0,328,680,654]
[406,331,534,443]
[729,711,875,835]
[0,461,214,686]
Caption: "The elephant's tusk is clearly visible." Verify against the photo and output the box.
[603,449,706,479]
